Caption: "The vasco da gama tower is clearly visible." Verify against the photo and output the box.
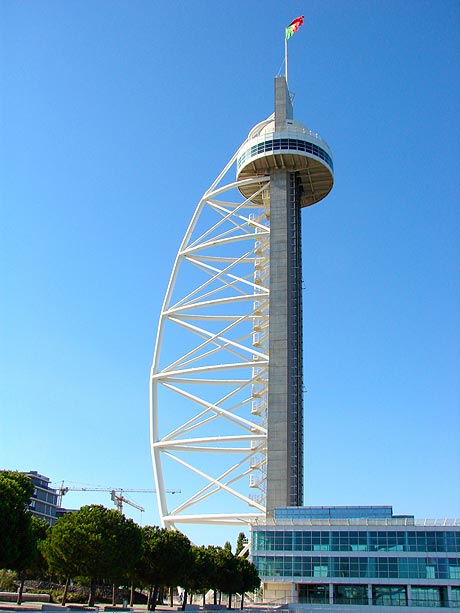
[149,75,333,528]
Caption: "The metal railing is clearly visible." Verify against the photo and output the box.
[251,518,460,527]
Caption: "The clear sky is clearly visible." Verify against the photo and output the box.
[1,1,459,548]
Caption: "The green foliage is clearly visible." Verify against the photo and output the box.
[235,532,248,558]
[47,588,83,604]
[0,569,18,591]
[0,471,34,569]
[214,547,238,596]
[41,504,143,605]
[138,526,192,589]
[235,557,260,595]
[186,545,219,594]
[27,517,51,578]
[211,546,260,608]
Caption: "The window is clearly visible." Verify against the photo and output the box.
[334,584,368,606]
[298,584,329,604]
[292,557,302,577]
[451,587,460,608]
[411,586,444,608]
[313,564,328,577]
[373,585,407,607]
[426,565,435,579]
[416,532,427,552]
[450,558,460,579]
[445,532,457,552]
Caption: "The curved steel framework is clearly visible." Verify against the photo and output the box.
[150,149,271,528]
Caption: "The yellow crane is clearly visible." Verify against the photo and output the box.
[57,484,180,514]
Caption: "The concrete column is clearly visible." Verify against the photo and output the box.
[407,584,412,607]
[266,76,304,514]
[266,169,290,514]
[446,586,453,608]
[274,76,293,130]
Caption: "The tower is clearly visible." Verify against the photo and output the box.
[150,76,333,530]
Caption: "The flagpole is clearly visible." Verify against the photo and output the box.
[284,16,304,88]
[285,35,288,86]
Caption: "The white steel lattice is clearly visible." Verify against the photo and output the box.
[150,149,270,528]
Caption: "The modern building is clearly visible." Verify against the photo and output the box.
[26,471,61,525]
[252,506,460,610]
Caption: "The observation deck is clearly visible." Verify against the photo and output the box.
[236,114,334,207]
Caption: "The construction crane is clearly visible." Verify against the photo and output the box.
[110,490,144,513]
[57,484,180,514]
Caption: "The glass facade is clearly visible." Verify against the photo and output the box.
[253,529,460,553]
[237,137,334,172]
[254,554,460,580]
[451,587,460,607]
[275,505,394,520]
[298,584,329,604]
[251,507,460,608]
[372,586,407,607]
[335,584,369,606]
[411,587,449,608]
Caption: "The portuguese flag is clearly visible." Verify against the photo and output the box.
[286,15,304,40]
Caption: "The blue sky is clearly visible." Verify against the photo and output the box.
[1,1,459,547]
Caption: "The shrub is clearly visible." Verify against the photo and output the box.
[0,569,18,591]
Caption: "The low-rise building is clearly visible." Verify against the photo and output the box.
[251,506,460,610]
[26,471,73,525]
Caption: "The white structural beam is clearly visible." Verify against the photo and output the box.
[150,152,270,528]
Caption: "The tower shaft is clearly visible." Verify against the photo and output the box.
[266,165,304,514]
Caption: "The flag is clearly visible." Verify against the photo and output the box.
[285,15,304,41]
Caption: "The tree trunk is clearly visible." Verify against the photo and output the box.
[150,584,159,611]
[228,593,232,610]
[181,588,188,611]
[16,573,25,605]
[61,577,71,606]
[112,583,117,606]
[240,593,245,610]
[129,581,135,607]
[169,586,174,607]
[88,577,97,607]
[147,586,153,610]
[213,590,217,605]
[202,591,206,606]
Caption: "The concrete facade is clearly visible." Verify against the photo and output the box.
[266,77,304,513]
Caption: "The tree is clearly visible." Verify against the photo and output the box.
[234,557,260,609]
[186,545,218,606]
[137,526,192,611]
[235,533,248,558]
[15,516,50,605]
[42,504,142,606]
[214,547,240,609]
[212,548,260,610]
[0,471,34,569]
